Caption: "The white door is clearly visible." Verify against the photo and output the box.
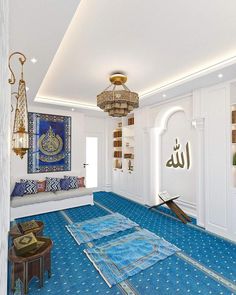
[85,137,98,189]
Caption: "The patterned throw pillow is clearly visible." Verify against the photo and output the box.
[60,178,70,190]
[78,177,85,188]
[64,176,79,189]
[20,179,38,195]
[11,182,26,197]
[45,177,61,192]
[37,180,46,193]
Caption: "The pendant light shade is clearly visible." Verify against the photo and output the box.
[97,74,139,117]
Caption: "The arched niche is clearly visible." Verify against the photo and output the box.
[149,102,196,212]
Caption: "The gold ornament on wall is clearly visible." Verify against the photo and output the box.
[8,52,29,159]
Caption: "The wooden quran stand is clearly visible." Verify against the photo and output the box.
[149,193,191,224]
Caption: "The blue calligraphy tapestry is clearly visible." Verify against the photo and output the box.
[28,112,71,173]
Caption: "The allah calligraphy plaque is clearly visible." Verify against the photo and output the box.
[28,112,71,173]
[166,138,191,170]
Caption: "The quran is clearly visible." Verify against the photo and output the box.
[14,232,38,255]
[17,220,39,234]
[158,191,179,202]
[28,241,45,254]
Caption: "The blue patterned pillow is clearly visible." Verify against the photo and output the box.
[60,178,70,190]
[20,179,37,195]
[11,182,26,197]
[64,176,79,189]
[46,177,61,192]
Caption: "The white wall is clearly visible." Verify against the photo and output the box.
[11,106,108,191]
[0,1,10,294]
[146,95,197,216]
[161,110,196,212]
[194,82,236,241]
[131,82,236,242]
[110,83,236,242]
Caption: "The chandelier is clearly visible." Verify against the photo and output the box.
[97,73,139,117]
[8,52,29,159]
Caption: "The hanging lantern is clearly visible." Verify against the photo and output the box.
[8,52,29,159]
[97,73,139,117]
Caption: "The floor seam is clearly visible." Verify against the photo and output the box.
[177,252,236,293]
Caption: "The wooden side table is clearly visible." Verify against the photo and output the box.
[9,221,44,239]
[9,237,53,294]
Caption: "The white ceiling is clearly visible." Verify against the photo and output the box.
[10,0,236,111]
[9,0,81,104]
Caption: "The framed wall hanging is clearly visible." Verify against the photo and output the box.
[28,112,71,173]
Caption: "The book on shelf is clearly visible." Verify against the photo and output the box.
[128,117,134,125]
[113,130,122,138]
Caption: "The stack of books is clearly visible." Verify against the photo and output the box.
[13,221,45,256]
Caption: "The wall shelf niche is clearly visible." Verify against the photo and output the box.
[230,80,236,187]
[112,114,135,172]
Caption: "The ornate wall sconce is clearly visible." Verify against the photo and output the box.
[8,52,29,159]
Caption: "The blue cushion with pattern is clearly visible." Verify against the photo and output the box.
[20,179,37,195]
[64,176,79,189]
[60,178,70,190]
[45,177,61,192]
[11,182,26,197]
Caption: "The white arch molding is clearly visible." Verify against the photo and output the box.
[149,106,186,205]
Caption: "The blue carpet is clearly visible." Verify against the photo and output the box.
[8,192,236,295]
[94,192,236,284]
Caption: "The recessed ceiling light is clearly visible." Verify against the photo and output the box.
[218,73,223,78]
[26,86,29,92]
[30,57,37,64]
[71,108,75,111]
[162,94,167,98]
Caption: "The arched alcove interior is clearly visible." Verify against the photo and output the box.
[150,105,197,213]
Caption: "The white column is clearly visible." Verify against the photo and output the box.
[193,118,205,227]
[104,118,112,191]
[149,127,161,205]
[0,1,10,294]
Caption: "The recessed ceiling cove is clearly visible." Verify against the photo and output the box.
[15,0,236,108]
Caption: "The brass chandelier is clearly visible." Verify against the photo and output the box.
[8,52,29,159]
[97,74,139,117]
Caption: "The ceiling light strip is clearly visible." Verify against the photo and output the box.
[35,96,101,111]
[140,55,236,99]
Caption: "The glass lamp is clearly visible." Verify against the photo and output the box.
[8,52,29,159]
[12,121,29,159]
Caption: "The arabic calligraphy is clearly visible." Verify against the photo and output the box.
[166,138,190,169]
[39,126,65,163]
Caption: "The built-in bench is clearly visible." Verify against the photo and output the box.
[10,180,94,221]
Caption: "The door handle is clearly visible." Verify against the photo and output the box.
[83,163,89,168]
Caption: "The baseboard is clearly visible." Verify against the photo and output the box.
[111,189,146,205]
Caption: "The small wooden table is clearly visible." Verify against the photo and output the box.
[9,237,53,294]
[149,193,191,224]
[9,221,44,239]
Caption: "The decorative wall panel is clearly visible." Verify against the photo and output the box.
[28,112,71,173]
